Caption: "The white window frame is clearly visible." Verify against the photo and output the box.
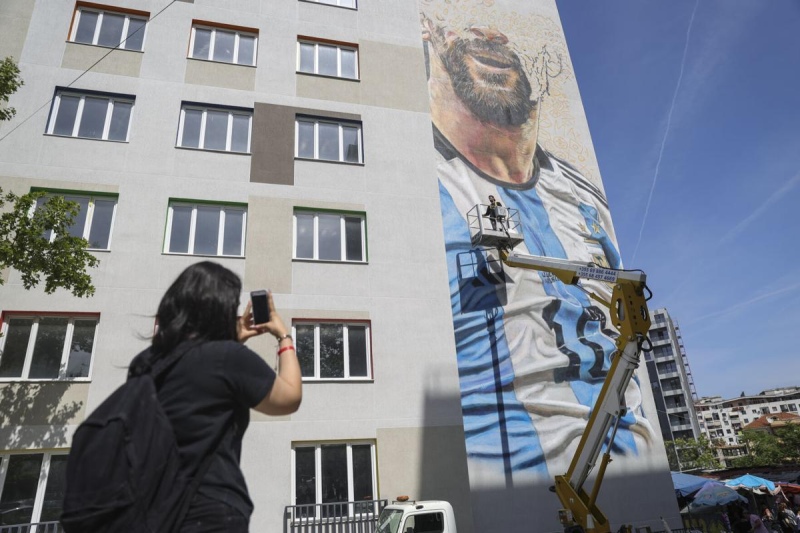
[164,202,247,257]
[295,118,363,163]
[33,192,118,251]
[297,40,359,79]
[0,452,69,527]
[292,321,371,380]
[47,90,134,141]
[304,0,358,8]
[0,315,99,382]
[69,6,148,51]
[292,211,366,263]
[177,105,253,153]
[188,24,258,66]
[291,441,376,519]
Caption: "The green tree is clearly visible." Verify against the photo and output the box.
[0,56,24,121]
[734,424,800,467]
[0,190,98,297]
[0,57,97,297]
[666,435,721,471]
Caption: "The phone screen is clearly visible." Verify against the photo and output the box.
[250,290,270,325]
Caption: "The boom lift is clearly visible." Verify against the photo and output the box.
[469,204,653,533]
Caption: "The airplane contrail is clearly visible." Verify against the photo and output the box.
[631,0,700,263]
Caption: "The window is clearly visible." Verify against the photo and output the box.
[293,442,376,519]
[165,202,247,257]
[69,4,148,51]
[34,192,117,250]
[0,453,67,527]
[293,321,371,380]
[178,104,252,153]
[404,512,445,533]
[0,315,98,380]
[304,0,357,8]
[47,89,134,141]
[296,117,363,163]
[189,23,257,66]
[790,404,798,412]
[297,39,358,79]
[293,211,365,262]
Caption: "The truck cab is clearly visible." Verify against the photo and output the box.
[376,500,457,533]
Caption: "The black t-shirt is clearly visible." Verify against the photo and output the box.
[131,340,276,518]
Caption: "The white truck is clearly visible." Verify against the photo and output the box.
[376,499,458,533]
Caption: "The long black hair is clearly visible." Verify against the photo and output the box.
[152,261,242,356]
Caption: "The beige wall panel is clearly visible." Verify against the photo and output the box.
[184,59,256,91]
[0,382,89,449]
[0,0,34,60]
[360,40,429,112]
[245,196,294,294]
[61,43,143,78]
[377,425,474,533]
[0,175,119,195]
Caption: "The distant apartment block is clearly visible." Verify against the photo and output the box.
[695,387,800,466]
[645,308,701,442]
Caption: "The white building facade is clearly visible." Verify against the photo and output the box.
[0,1,680,531]
[695,388,800,467]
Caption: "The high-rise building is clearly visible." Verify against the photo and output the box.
[0,1,679,531]
[645,308,701,443]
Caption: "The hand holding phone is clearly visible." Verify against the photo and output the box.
[250,290,270,325]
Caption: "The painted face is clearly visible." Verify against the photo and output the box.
[431,23,536,127]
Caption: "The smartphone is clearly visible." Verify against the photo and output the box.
[250,290,270,325]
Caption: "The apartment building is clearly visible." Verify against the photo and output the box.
[0,1,679,531]
[696,387,800,467]
[645,308,701,443]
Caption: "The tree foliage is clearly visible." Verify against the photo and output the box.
[0,189,98,297]
[733,424,800,467]
[666,435,721,471]
[0,56,24,122]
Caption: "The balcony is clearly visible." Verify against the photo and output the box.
[285,499,387,533]
[0,522,62,533]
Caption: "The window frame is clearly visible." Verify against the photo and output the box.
[295,116,363,164]
[292,320,372,381]
[164,200,248,258]
[31,189,118,251]
[291,441,377,519]
[46,89,135,142]
[0,451,69,527]
[68,3,149,51]
[188,22,259,66]
[0,313,99,382]
[297,38,359,80]
[292,210,367,263]
[301,0,358,9]
[177,103,253,154]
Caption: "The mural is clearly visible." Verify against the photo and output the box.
[419,0,661,486]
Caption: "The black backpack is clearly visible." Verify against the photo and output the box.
[61,343,223,533]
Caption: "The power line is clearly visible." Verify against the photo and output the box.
[0,0,178,144]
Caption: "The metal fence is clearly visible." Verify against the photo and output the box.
[0,523,63,533]
[284,500,387,533]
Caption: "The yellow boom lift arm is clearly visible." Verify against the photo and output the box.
[499,250,652,533]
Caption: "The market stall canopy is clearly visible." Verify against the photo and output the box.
[777,482,800,495]
[672,471,713,497]
[725,474,779,494]
[691,481,748,508]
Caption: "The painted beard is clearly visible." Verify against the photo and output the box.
[441,37,535,127]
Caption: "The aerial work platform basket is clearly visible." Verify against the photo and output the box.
[467,203,525,250]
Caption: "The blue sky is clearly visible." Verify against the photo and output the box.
[555,1,800,399]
